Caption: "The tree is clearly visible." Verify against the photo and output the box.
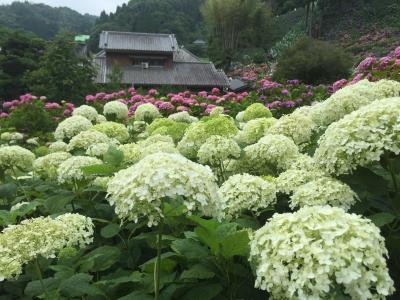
[26,33,96,102]
[202,0,272,68]
[0,28,44,101]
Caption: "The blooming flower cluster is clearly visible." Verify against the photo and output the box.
[134,103,161,122]
[198,135,241,166]
[57,156,102,184]
[107,153,222,226]
[0,213,93,281]
[219,174,277,219]
[33,152,72,179]
[242,103,272,122]
[93,122,130,143]
[310,79,400,128]
[276,168,326,195]
[315,97,400,174]
[54,116,93,141]
[178,116,238,159]
[0,146,35,171]
[72,105,99,122]
[244,134,300,174]
[235,117,277,145]
[67,130,113,151]
[249,206,394,299]
[103,100,129,120]
[290,177,359,211]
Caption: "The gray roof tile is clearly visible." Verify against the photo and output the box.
[99,31,178,53]
[94,58,229,88]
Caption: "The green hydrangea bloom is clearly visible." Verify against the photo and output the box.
[242,103,272,122]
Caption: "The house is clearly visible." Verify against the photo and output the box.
[94,31,229,89]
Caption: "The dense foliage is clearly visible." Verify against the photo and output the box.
[273,37,353,84]
[0,28,45,101]
[26,33,96,103]
[0,1,96,39]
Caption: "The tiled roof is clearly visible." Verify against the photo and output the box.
[99,31,178,53]
[94,57,229,88]
[173,48,200,63]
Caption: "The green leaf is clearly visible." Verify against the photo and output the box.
[220,230,250,259]
[10,201,40,218]
[81,164,116,176]
[0,210,15,226]
[42,191,75,213]
[140,252,178,273]
[59,273,104,297]
[118,291,153,300]
[368,212,397,227]
[180,264,215,280]
[25,278,60,297]
[0,183,17,198]
[181,283,223,300]
[80,246,121,272]
[104,146,124,167]
[171,238,210,260]
[100,223,121,239]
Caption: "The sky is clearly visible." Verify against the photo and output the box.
[0,0,128,15]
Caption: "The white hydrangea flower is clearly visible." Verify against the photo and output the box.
[244,134,300,174]
[0,132,12,141]
[10,132,23,141]
[118,143,142,166]
[72,105,99,122]
[33,152,72,179]
[134,103,161,122]
[198,135,241,166]
[103,100,129,120]
[96,114,107,123]
[67,130,111,151]
[26,138,39,146]
[107,153,222,226]
[209,106,225,117]
[290,177,359,211]
[86,143,113,157]
[310,79,400,127]
[276,168,326,195]
[54,116,93,141]
[93,121,130,143]
[266,113,317,146]
[92,176,112,189]
[177,116,238,159]
[235,118,277,145]
[0,214,93,281]
[249,206,395,299]
[168,111,198,123]
[140,141,179,157]
[315,97,400,175]
[235,111,245,123]
[219,174,277,219]
[57,156,102,184]
[138,134,174,147]
[48,141,68,153]
[0,146,35,171]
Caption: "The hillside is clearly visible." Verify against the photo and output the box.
[0,1,97,39]
[320,0,400,59]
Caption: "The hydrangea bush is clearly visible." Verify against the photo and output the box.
[0,71,399,299]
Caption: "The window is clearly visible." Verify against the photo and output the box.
[132,57,166,67]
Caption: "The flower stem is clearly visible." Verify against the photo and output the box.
[35,258,49,298]
[154,218,164,300]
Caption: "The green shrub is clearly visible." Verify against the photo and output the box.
[273,37,353,84]
[6,100,56,134]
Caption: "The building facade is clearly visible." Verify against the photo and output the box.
[94,31,229,89]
